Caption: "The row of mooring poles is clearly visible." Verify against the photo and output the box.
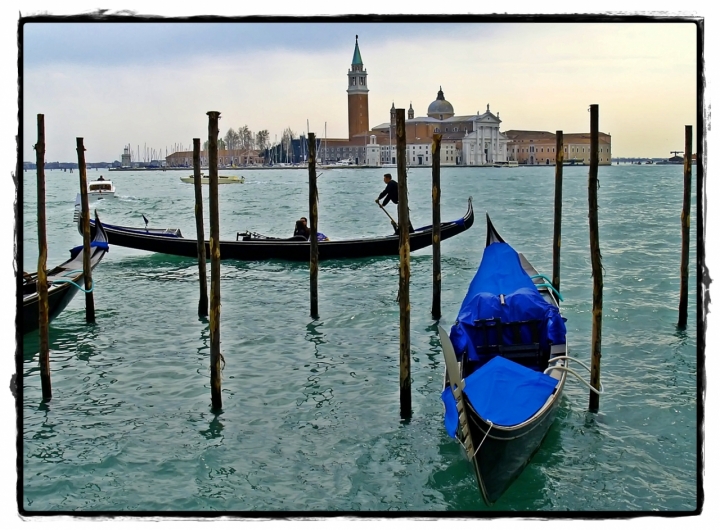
[35,115,51,401]
[76,137,96,325]
[396,109,412,419]
[677,124,692,329]
[193,138,209,318]
[206,111,223,411]
[308,132,319,319]
[552,131,564,295]
[35,114,98,402]
[588,104,603,412]
[431,133,442,321]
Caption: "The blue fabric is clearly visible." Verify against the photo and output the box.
[463,355,558,426]
[441,386,459,438]
[69,241,109,259]
[449,242,566,361]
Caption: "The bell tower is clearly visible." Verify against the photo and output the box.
[347,35,369,138]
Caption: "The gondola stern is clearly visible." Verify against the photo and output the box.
[462,196,475,230]
[485,213,505,246]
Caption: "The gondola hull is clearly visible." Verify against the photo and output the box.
[22,214,109,335]
[441,213,567,506]
[23,277,86,335]
[466,375,564,504]
[84,198,474,261]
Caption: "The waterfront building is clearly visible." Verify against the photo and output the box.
[165,148,264,168]
[160,36,611,168]
[504,130,612,165]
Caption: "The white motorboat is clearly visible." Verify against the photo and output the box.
[88,177,116,198]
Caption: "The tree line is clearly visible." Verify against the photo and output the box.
[200,126,298,154]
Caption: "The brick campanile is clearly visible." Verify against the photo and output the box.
[347,35,369,138]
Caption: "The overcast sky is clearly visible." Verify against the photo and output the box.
[17,15,700,163]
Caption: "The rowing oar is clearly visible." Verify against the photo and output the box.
[377,201,398,231]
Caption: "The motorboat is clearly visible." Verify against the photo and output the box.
[88,177,116,198]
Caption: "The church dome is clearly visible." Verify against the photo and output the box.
[427,87,454,119]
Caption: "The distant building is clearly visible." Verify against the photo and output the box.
[121,146,132,167]
[504,130,612,165]
[316,38,508,167]
[166,148,263,168]
[160,36,612,168]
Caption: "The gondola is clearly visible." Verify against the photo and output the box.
[439,214,568,505]
[22,212,109,335]
[79,197,474,261]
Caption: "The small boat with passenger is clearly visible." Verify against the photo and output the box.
[179,174,245,184]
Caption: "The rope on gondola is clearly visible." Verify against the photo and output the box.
[50,278,94,293]
[544,356,604,395]
[472,420,494,459]
[530,274,564,301]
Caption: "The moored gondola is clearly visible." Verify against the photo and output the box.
[79,197,474,261]
[22,212,109,335]
[439,214,568,505]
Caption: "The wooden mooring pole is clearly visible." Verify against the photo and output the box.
[588,105,603,412]
[36,115,51,401]
[76,138,95,324]
[396,109,411,419]
[678,125,692,329]
[431,133,442,320]
[207,111,222,411]
[192,138,209,318]
[308,132,319,318]
[552,131,564,294]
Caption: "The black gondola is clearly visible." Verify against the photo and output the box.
[79,198,474,261]
[439,214,568,505]
[22,212,109,335]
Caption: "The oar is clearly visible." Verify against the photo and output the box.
[377,201,398,231]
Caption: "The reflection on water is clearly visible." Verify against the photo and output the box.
[200,412,225,441]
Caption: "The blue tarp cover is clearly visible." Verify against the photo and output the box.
[69,241,109,259]
[449,242,566,361]
[441,386,459,438]
[463,355,558,426]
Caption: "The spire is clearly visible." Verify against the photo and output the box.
[408,102,414,119]
[352,35,363,66]
[437,86,445,100]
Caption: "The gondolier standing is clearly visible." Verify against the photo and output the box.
[376,173,413,233]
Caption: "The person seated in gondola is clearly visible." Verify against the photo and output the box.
[291,217,330,241]
[292,217,311,240]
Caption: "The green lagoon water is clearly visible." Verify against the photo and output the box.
[19,164,699,513]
